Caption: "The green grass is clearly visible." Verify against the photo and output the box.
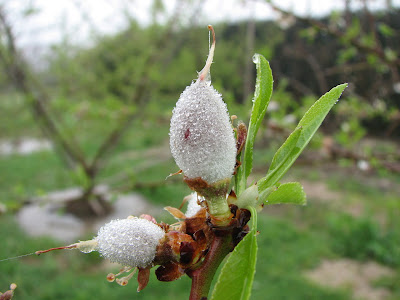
[0,93,40,139]
[0,151,74,209]
[251,216,351,300]
[326,213,400,267]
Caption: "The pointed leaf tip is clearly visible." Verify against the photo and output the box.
[259,83,347,190]
[236,54,273,196]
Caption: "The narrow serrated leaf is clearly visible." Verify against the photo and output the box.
[236,54,273,195]
[258,127,302,191]
[259,83,347,190]
[210,207,258,300]
[263,182,306,205]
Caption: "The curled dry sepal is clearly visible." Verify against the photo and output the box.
[0,283,17,300]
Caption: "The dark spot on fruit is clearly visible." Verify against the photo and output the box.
[184,128,190,139]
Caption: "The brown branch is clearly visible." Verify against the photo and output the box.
[0,8,89,171]
[281,46,328,95]
[188,234,232,300]
[287,77,315,96]
[306,53,328,94]
[323,61,371,76]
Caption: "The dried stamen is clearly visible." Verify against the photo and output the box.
[115,268,137,286]
[107,266,136,285]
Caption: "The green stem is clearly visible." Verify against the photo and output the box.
[188,234,232,300]
[207,194,231,220]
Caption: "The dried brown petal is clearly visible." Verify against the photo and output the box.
[137,268,151,292]
[236,122,247,155]
[0,291,14,300]
[0,284,16,300]
[155,263,185,282]
[164,206,186,220]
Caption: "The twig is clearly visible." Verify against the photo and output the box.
[188,234,232,300]
[0,8,89,171]
[88,3,185,175]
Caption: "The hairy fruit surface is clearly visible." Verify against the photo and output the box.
[96,218,165,268]
[170,80,236,184]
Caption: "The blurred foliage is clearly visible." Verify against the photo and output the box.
[327,214,400,267]
[273,7,400,139]
[45,21,283,117]
[43,8,400,150]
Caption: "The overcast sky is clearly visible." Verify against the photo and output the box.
[4,0,400,49]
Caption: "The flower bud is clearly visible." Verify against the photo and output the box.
[236,184,259,209]
[95,218,165,268]
[169,26,236,185]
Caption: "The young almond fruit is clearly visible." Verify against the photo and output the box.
[169,26,237,187]
[35,216,166,269]
[35,216,166,289]
[95,217,165,268]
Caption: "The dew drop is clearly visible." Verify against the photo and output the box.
[252,54,259,64]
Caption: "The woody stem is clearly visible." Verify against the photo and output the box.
[188,232,232,300]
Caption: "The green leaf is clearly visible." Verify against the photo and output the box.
[258,127,302,190]
[378,23,395,37]
[236,54,273,195]
[263,182,306,205]
[210,207,258,300]
[259,83,347,191]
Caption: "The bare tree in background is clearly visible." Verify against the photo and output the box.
[0,1,204,214]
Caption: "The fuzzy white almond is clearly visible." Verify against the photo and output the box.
[95,218,165,268]
[169,80,236,184]
[169,26,236,185]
